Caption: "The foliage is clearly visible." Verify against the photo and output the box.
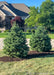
[3,24,29,58]
[40,0,54,13]
[30,26,52,52]
[35,0,54,31]
[25,0,54,31]
[4,30,9,33]
[11,16,24,31]
[31,29,35,33]
[27,29,31,33]
[25,6,39,28]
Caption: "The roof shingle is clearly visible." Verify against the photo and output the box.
[11,3,30,14]
[0,1,30,18]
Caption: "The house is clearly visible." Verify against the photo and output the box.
[0,1,30,31]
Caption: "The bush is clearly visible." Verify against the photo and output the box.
[31,29,35,33]
[4,30,9,33]
[30,26,52,52]
[27,29,31,33]
[0,30,2,33]
[3,24,29,58]
[11,16,24,31]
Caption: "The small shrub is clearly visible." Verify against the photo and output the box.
[3,24,29,58]
[27,29,31,33]
[11,16,24,31]
[30,26,52,52]
[31,29,35,33]
[0,30,2,33]
[4,30,9,33]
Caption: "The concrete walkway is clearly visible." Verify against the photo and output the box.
[0,38,54,50]
[0,38,5,50]
[51,39,54,48]
[27,39,54,48]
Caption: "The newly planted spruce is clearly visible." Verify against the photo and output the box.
[3,24,29,58]
[30,26,52,52]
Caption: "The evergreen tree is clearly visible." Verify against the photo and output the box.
[30,26,52,52]
[3,24,29,58]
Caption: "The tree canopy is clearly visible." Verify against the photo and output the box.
[25,0,54,31]
[25,6,39,28]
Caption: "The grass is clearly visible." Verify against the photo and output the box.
[0,32,54,75]
[26,33,54,39]
[0,32,8,38]
[0,32,54,39]
[26,34,31,38]
[48,34,54,39]
[0,50,54,75]
[0,32,54,74]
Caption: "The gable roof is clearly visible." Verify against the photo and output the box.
[1,4,17,16]
[0,9,6,16]
[11,3,30,14]
[0,1,30,17]
[6,3,30,17]
[0,1,8,5]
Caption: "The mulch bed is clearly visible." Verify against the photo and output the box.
[0,51,54,62]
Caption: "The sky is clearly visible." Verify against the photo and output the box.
[0,0,54,7]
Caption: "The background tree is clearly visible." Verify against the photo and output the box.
[25,0,54,32]
[25,6,39,28]
[11,16,24,31]
[40,0,54,13]
[35,0,54,31]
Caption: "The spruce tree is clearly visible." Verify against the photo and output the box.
[30,26,52,52]
[3,24,29,58]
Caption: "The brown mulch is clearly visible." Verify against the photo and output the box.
[0,51,54,62]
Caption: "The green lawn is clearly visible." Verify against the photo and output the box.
[48,34,54,39]
[0,32,54,75]
[0,32,8,38]
[26,33,54,39]
[0,32,54,39]
[0,50,54,75]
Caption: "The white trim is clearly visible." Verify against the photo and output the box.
[3,4,17,16]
